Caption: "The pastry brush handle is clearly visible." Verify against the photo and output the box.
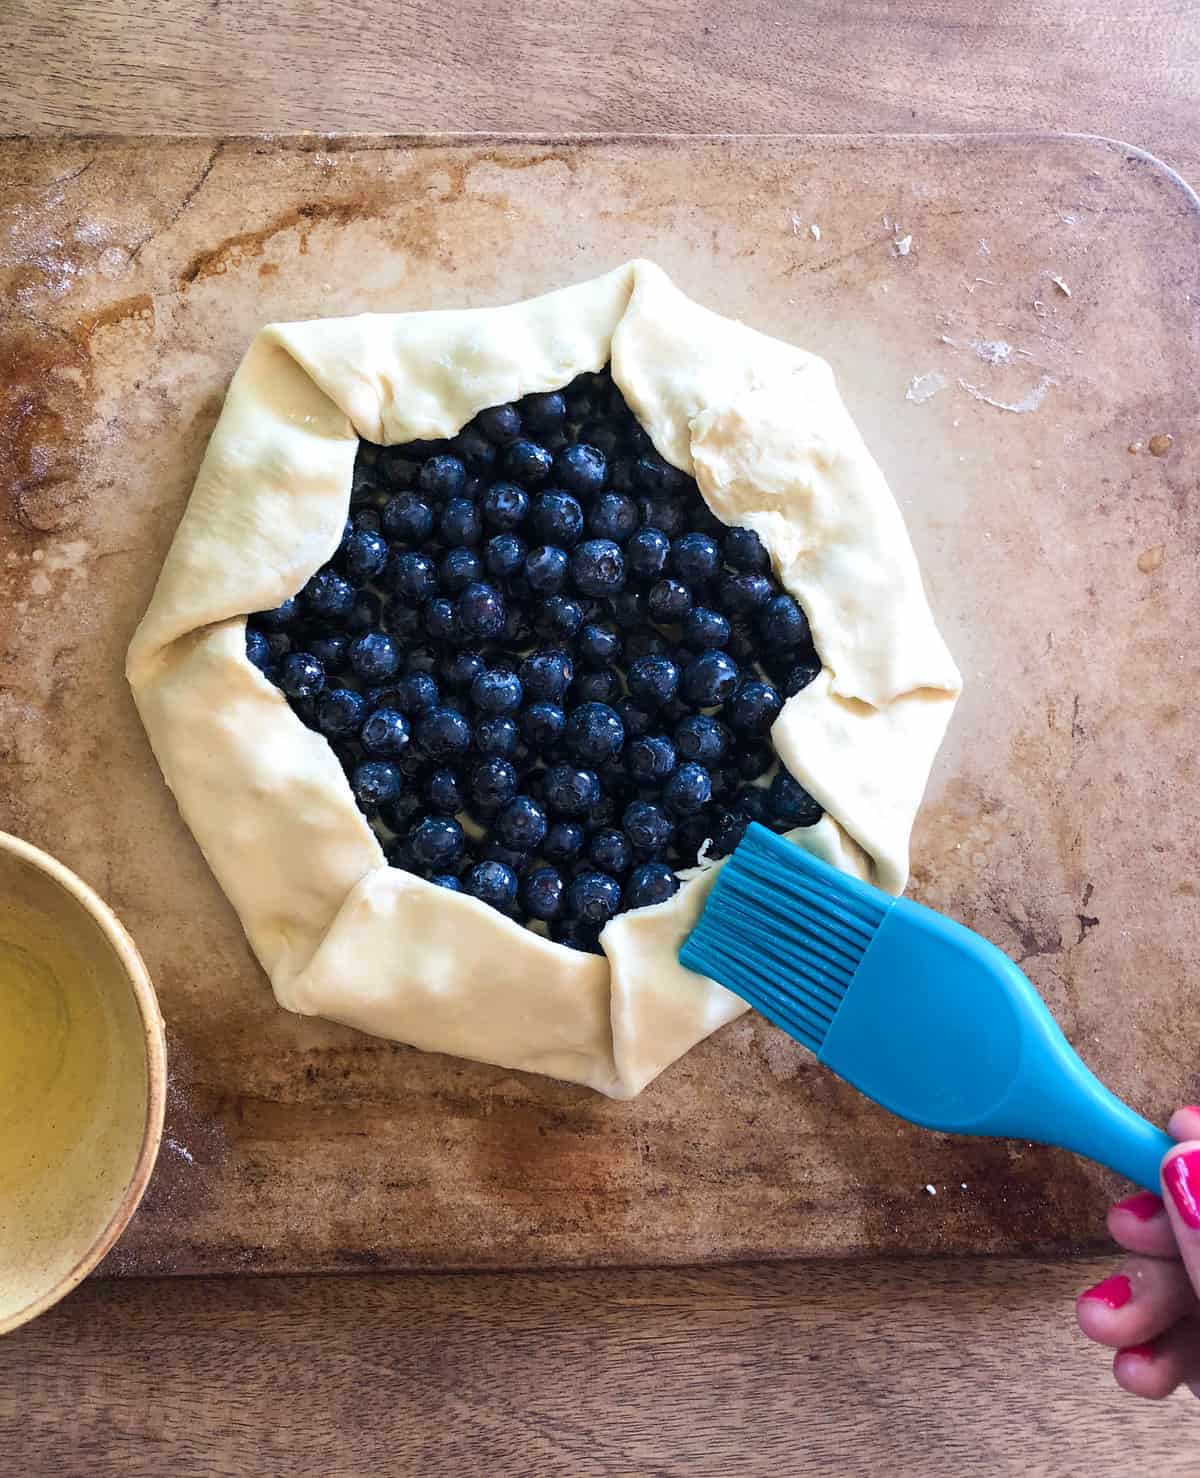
[820,900,1173,1193]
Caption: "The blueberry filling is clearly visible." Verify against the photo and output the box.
[247,366,823,953]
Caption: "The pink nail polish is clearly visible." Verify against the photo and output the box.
[1080,1274,1132,1310]
[1113,1191,1165,1221]
[1118,1343,1155,1361]
[1163,1150,1200,1230]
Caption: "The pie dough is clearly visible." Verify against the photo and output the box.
[127,260,961,1099]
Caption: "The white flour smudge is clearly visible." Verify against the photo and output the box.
[905,371,946,405]
[166,1137,195,1165]
[959,375,1056,414]
[968,338,1013,366]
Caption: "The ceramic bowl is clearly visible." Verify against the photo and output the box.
[0,832,166,1335]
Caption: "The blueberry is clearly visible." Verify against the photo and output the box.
[734,784,771,824]
[475,715,520,758]
[484,533,527,579]
[306,628,349,672]
[728,679,783,734]
[472,756,519,811]
[719,573,773,616]
[723,526,770,573]
[627,526,670,579]
[525,545,570,594]
[302,568,356,621]
[634,451,687,497]
[768,769,823,827]
[439,649,485,693]
[263,632,293,665]
[316,686,367,738]
[456,581,506,641]
[381,491,434,544]
[628,654,679,708]
[567,870,622,926]
[424,597,458,643]
[681,650,739,707]
[380,792,424,838]
[577,622,621,668]
[521,702,566,751]
[520,392,566,439]
[543,821,585,865]
[708,806,751,858]
[572,669,621,705]
[471,668,523,715]
[565,702,625,765]
[346,632,399,684]
[351,760,402,812]
[522,866,566,922]
[625,862,680,910]
[587,492,638,542]
[725,619,758,665]
[554,443,607,498]
[674,714,728,764]
[682,607,731,652]
[410,816,465,871]
[416,706,472,760]
[481,481,530,531]
[531,490,584,547]
[429,874,463,892]
[638,497,688,538]
[352,508,382,534]
[439,547,483,592]
[571,539,625,597]
[670,533,720,584]
[440,497,483,547]
[483,841,530,874]
[552,916,603,954]
[588,828,633,876]
[279,650,326,700]
[340,528,388,582]
[245,627,272,671]
[758,593,811,650]
[495,795,548,851]
[419,454,467,501]
[465,860,519,913]
[383,600,422,642]
[577,419,623,458]
[627,734,676,783]
[404,643,439,675]
[663,762,712,817]
[623,800,674,856]
[671,811,714,866]
[543,764,602,818]
[360,707,410,756]
[426,767,467,815]
[615,696,653,739]
[533,596,584,641]
[503,439,554,486]
[388,551,439,602]
[254,597,299,631]
[475,403,522,445]
[780,653,822,697]
[647,578,693,623]
[520,650,573,701]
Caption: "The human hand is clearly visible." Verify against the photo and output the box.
[1077,1105,1200,1399]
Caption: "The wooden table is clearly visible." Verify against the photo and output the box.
[3,3,1198,1471]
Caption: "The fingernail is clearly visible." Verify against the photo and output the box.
[1080,1274,1132,1309]
[1163,1149,1200,1229]
[1113,1191,1165,1221]
[1118,1343,1155,1361]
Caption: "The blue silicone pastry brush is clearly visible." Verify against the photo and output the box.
[679,823,1171,1191]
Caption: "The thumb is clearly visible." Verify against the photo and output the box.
[1161,1140,1200,1296]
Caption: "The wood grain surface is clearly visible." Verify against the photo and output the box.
[4,2,1200,1470]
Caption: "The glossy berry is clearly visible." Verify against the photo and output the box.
[429,873,462,892]
[567,870,622,926]
[382,491,434,543]
[525,545,570,595]
[625,862,680,910]
[484,533,526,578]
[309,629,350,672]
[708,806,750,858]
[567,538,623,597]
[471,668,523,715]
[316,686,366,738]
[663,762,712,817]
[543,764,602,817]
[531,490,584,547]
[780,653,822,697]
[543,822,585,865]
[254,598,298,632]
[723,526,770,573]
[670,533,720,584]
[768,769,823,827]
[623,800,673,856]
[410,816,465,871]
[439,548,482,593]
[635,451,686,497]
[440,649,486,692]
[456,582,506,641]
[565,703,625,765]
[389,672,438,715]
[627,527,670,580]
[418,454,467,501]
[472,757,519,811]
[758,593,811,650]
[503,439,554,486]
[416,706,472,760]
[243,627,271,672]
[522,866,566,922]
[628,654,679,708]
[646,578,692,623]
[588,492,638,542]
[389,552,439,602]
[360,708,410,756]
[627,734,676,783]
[475,715,520,758]
[521,702,566,751]
[577,622,621,668]
[533,596,584,641]
[520,650,573,701]
[465,860,519,913]
[521,392,566,438]
[279,651,325,700]
[426,768,467,816]
[440,497,482,547]
[719,573,773,616]
[481,481,530,531]
[450,427,495,474]
[424,598,457,643]
[555,443,607,497]
[495,796,548,851]
[572,668,621,706]
[351,760,402,812]
[340,528,388,582]
[681,607,730,652]
[347,632,400,684]
[674,714,728,764]
[302,568,356,621]
[734,784,771,824]
[728,680,783,734]
[588,828,632,876]
[681,650,739,707]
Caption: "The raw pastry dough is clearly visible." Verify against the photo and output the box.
[128,260,961,1099]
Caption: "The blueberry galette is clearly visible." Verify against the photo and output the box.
[128,262,960,1097]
